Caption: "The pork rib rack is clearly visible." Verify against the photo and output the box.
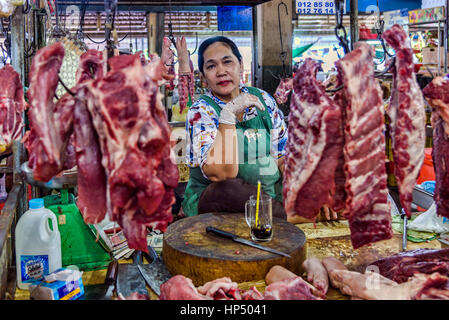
[382,24,426,218]
[335,42,393,249]
[423,76,449,218]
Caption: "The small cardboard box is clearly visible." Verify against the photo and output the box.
[29,268,84,300]
[422,47,449,65]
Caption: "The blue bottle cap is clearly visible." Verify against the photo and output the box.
[29,198,44,209]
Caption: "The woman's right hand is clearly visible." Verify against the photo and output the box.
[219,93,265,125]
[176,36,191,73]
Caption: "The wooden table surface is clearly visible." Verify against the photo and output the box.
[13,220,445,300]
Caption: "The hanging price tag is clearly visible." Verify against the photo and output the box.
[296,0,343,15]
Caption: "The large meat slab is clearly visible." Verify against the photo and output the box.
[382,24,426,218]
[283,58,344,220]
[423,76,449,218]
[335,42,393,249]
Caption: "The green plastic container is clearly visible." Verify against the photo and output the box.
[43,190,112,271]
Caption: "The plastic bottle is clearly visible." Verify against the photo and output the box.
[15,198,61,290]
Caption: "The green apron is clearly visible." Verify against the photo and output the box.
[181,87,283,216]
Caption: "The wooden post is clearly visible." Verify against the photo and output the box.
[254,0,293,97]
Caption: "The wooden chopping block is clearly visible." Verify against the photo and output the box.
[162,212,306,286]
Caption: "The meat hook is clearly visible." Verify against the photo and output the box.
[334,0,350,55]
[22,0,31,14]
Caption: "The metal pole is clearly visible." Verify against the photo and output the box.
[438,21,441,76]
[350,0,358,50]
[445,0,448,73]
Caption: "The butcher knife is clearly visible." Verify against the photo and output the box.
[401,209,407,252]
[116,251,148,298]
[81,260,118,300]
[137,245,172,296]
[206,226,292,258]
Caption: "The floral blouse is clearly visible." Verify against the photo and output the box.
[185,85,288,179]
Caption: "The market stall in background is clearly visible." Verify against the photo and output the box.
[0,0,448,302]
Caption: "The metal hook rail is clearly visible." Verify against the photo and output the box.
[325,57,396,93]
[22,0,31,14]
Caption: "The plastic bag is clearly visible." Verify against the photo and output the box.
[408,202,449,234]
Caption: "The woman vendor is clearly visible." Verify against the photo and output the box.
[177,36,338,222]
[175,35,286,219]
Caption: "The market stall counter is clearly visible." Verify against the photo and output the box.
[12,218,445,300]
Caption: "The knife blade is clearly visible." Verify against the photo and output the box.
[137,245,172,296]
[81,260,118,300]
[206,226,292,258]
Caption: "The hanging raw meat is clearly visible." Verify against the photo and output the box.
[382,24,426,218]
[72,50,109,224]
[178,58,195,112]
[24,42,68,182]
[162,37,176,91]
[80,52,178,251]
[422,76,449,218]
[335,42,393,249]
[283,58,344,220]
[0,64,25,153]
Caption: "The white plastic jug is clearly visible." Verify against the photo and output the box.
[15,198,61,290]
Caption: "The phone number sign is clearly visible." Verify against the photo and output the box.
[296,0,340,15]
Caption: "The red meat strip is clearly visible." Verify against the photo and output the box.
[283,58,344,220]
[178,58,195,112]
[370,248,449,283]
[0,64,25,151]
[52,92,76,169]
[159,275,211,300]
[274,77,293,105]
[382,24,426,218]
[162,37,175,91]
[335,42,393,249]
[422,76,449,218]
[82,53,178,251]
[24,42,66,182]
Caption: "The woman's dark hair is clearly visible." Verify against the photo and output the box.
[197,36,242,74]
